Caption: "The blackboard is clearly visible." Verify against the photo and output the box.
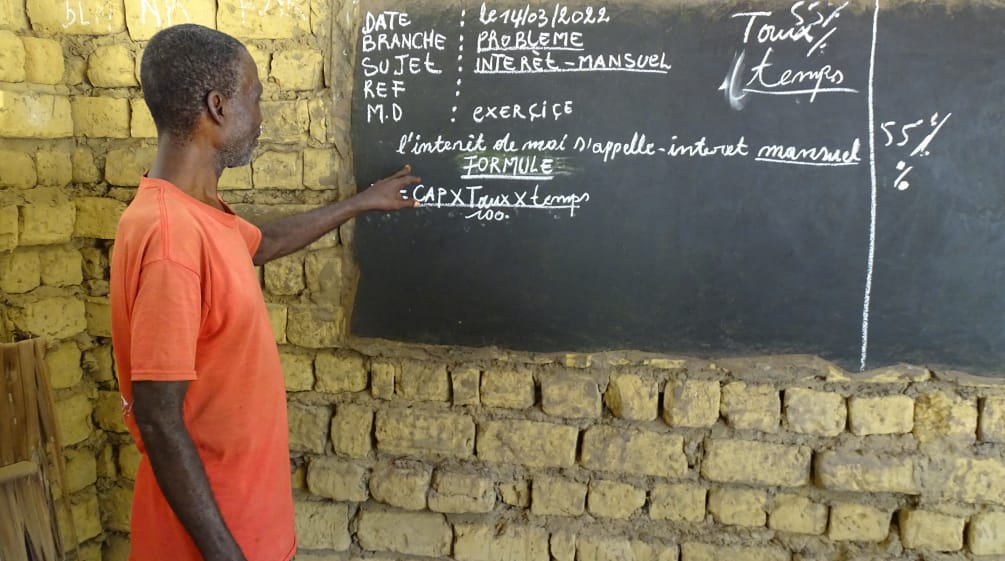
[349,0,1005,374]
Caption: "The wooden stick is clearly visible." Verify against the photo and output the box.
[0,461,38,485]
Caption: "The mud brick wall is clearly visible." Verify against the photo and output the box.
[0,1,1003,560]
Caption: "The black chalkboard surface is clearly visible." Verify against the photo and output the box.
[350,1,1005,374]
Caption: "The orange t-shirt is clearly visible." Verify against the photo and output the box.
[110,177,295,561]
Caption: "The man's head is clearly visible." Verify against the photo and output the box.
[141,24,263,168]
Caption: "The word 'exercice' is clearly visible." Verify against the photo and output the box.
[472,100,574,123]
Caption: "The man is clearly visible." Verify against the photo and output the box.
[109,24,419,561]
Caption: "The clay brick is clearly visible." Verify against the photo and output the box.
[279,352,313,392]
[22,37,62,84]
[453,523,549,561]
[663,379,720,427]
[708,487,767,527]
[969,512,1005,555]
[62,448,97,494]
[0,0,28,30]
[0,91,72,138]
[36,151,72,187]
[315,352,367,394]
[258,101,308,143]
[87,45,136,87]
[294,500,350,551]
[102,484,133,533]
[56,393,93,445]
[587,480,645,519]
[307,97,328,144]
[0,30,24,81]
[28,0,125,34]
[550,531,576,561]
[356,507,451,557]
[914,391,978,443]
[0,150,35,187]
[253,151,302,189]
[651,483,706,522]
[769,494,827,535]
[306,457,367,502]
[481,367,535,409]
[218,165,251,190]
[938,457,1005,505]
[13,297,86,339]
[271,49,323,90]
[980,396,1005,442]
[396,360,449,402]
[848,395,914,435]
[0,205,17,250]
[428,471,495,514]
[477,420,577,468]
[579,538,633,561]
[286,305,343,348]
[500,480,529,508]
[69,489,102,543]
[702,439,810,487]
[303,148,337,190]
[0,251,40,293]
[816,451,918,494]
[105,146,156,186]
[604,373,658,421]
[38,247,82,287]
[19,189,75,244]
[680,543,787,561]
[531,476,586,516]
[303,248,341,297]
[784,387,846,436]
[72,96,129,137]
[244,43,270,83]
[72,147,100,183]
[217,0,309,39]
[721,382,780,432]
[375,409,474,458]
[581,426,686,478]
[130,98,156,138]
[287,403,330,453]
[264,252,304,295]
[82,345,114,382]
[370,359,396,399]
[899,509,964,552]
[85,298,111,337]
[124,0,216,40]
[369,462,430,510]
[94,391,128,432]
[266,303,286,343]
[46,342,82,390]
[542,373,601,418]
[75,197,126,239]
[828,503,890,542]
[118,443,140,480]
[451,367,480,406]
[330,403,372,458]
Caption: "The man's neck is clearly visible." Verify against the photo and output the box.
[147,135,225,210]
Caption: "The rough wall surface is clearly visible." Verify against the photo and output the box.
[0,1,1004,561]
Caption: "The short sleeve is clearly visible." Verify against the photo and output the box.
[235,217,263,257]
[129,260,203,381]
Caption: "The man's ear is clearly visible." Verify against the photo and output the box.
[206,90,226,126]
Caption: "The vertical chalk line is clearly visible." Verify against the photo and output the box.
[860,0,880,372]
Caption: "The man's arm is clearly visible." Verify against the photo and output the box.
[132,381,246,561]
[252,165,421,265]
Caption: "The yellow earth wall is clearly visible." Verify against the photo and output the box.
[0,1,1004,560]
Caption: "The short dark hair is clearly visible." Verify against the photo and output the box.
[140,24,246,139]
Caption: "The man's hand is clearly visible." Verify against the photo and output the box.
[253,164,422,265]
[357,164,422,211]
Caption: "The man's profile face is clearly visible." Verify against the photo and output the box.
[218,50,263,169]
